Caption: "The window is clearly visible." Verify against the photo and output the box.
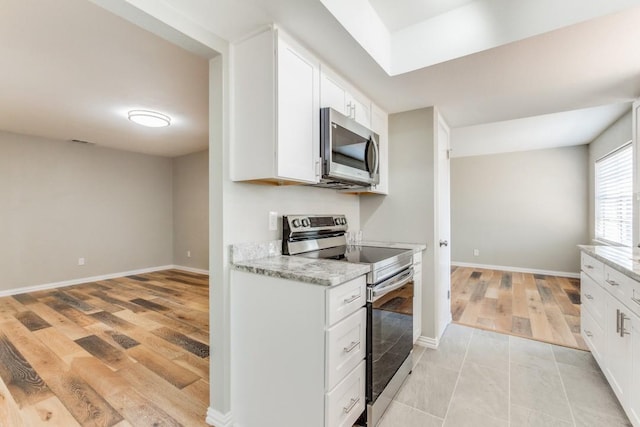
[595,142,633,246]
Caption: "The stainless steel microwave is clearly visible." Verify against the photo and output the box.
[317,107,380,189]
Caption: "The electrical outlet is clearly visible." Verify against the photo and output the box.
[78,257,85,266]
[473,249,479,257]
[187,250,191,258]
[268,211,278,231]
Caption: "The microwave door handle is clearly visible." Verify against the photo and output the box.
[364,138,371,173]
[371,135,380,175]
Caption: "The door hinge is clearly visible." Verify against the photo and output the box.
[447,290,450,300]
[446,149,452,159]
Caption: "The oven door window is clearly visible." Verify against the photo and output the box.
[370,280,413,402]
[331,123,376,174]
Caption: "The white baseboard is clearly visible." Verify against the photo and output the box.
[173,265,209,275]
[0,264,210,298]
[0,265,176,298]
[416,335,439,349]
[451,261,580,279]
[206,407,233,427]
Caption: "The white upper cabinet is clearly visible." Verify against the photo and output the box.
[232,27,320,184]
[320,66,371,128]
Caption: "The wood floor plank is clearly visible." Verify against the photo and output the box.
[452,268,587,350]
[0,269,210,426]
[126,345,200,389]
[1,319,123,426]
[20,395,81,427]
[118,363,208,426]
[0,332,52,408]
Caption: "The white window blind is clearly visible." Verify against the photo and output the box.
[595,142,633,246]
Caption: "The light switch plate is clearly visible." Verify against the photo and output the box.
[268,211,278,231]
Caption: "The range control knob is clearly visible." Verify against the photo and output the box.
[301,218,310,227]
[334,218,341,225]
[339,218,347,225]
[292,219,301,228]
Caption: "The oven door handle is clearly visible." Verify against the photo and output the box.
[370,268,413,302]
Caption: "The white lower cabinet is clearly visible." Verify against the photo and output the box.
[325,361,366,427]
[231,270,367,427]
[630,314,640,425]
[580,251,640,427]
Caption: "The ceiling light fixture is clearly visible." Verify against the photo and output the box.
[127,110,171,128]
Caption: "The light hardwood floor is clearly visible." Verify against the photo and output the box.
[0,269,209,427]
[451,266,588,350]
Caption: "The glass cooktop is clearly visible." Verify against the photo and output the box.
[298,245,411,265]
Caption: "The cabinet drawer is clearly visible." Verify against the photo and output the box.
[326,308,366,391]
[581,252,604,283]
[581,272,606,325]
[327,276,366,326]
[604,266,631,303]
[325,361,365,427]
[582,308,605,363]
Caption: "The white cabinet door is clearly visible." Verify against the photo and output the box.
[320,73,348,115]
[347,93,371,128]
[277,35,319,183]
[629,313,640,426]
[605,294,632,401]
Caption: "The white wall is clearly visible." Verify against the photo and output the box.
[360,107,437,338]
[450,145,589,274]
[0,131,174,291]
[588,111,632,242]
[173,149,209,270]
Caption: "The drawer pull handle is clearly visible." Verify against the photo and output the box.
[585,294,594,300]
[585,264,594,269]
[343,397,360,414]
[343,294,361,304]
[606,279,619,287]
[584,329,593,338]
[617,309,621,333]
[343,341,360,353]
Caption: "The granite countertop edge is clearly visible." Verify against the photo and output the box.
[360,240,427,253]
[578,244,640,282]
[231,256,371,286]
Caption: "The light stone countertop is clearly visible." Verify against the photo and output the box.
[230,239,424,286]
[579,244,640,282]
[232,255,371,286]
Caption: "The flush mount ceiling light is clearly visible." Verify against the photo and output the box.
[127,110,171,127]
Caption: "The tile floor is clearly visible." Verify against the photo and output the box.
[377,324,631,427]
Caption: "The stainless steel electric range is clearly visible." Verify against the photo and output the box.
[283,214,415,427]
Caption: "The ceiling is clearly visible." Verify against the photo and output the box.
[0,0,209,157]
[1,0,638,158]
[368,0,476,32]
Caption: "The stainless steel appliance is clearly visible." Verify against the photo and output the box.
[315,108,380,190]
[283,214,414,427]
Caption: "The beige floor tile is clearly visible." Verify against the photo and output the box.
[378,401,443,427]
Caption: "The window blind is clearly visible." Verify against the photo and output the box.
[595,142,633,246]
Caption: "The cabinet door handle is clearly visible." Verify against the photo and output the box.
[343,341,360,353]
[343,397,360,414]
[583,329,593,338]
[585,264,594,269]
[585,294,593,300]
[606,279,619,287]
[616,309,621,333]
[343,294,361,304]
[620,313,631,337]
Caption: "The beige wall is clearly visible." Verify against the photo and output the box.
[0,131,174,291]
[588,111,632,242]
[451,145,589,274]
[173,149,209,270]
[360,107,437,338]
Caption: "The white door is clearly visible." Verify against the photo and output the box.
[435,110,452,338]
[605,295,631,400]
